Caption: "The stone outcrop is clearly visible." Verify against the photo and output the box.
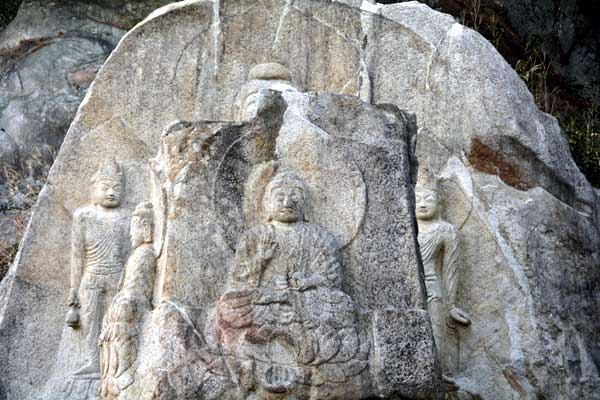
[0,1,598,400]
[0,0,175,169]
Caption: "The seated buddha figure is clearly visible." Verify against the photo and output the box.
[214,171,367,396]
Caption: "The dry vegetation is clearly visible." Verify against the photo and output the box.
[456,0,600,186]
[0,147,55,281]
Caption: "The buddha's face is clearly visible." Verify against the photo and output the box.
[130,215,153,248]
[93,179,123,208]
[267,186,305,224]
[415,189,440,221]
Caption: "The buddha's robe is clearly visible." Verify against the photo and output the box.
[216,221,364,387]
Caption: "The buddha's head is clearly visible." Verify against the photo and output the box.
[264,172,308,224]
[415,167,441,221]
[236,62,298,121]
[91,159,124,208]
[130,202,154,248]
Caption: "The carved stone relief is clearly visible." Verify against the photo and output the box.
[67,159,129,377]
[23,62,436,399]
[99,202,157,399]
[212,171,369,397]
[36,160,130,400]
[1,2,598,400]
[120,88,438,400]
[415,168,471,391]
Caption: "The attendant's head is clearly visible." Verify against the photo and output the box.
[130,202,154,248]
[91,158,124,208]
[264,172,307,224]
[415,167,441,221]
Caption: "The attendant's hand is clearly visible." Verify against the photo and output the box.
[254,288,290,305]
[291,272,325,291]
[67,287,80,308]
[449,306,471,325]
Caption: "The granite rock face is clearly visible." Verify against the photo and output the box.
[375,4,600,399]
[0,1,599,400]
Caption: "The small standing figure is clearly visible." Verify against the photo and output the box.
[99,202,156,399]
[415,168,471,385]
[67,159,129,377]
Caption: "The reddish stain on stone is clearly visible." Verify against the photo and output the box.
[468,138,531,191]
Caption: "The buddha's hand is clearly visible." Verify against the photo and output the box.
[449,306,471,325]
[217,289,255,329]
[256,231,277,264]
[67,288,80,308]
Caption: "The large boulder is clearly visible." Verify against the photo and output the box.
[0,1,598,399]
[0,0,176,168]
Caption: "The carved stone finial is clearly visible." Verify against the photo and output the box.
[247,62,292,82]
[236,62,298,121]
[91,158,124,183]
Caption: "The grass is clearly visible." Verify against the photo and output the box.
[515,43,560,115]
[562,109,600,185]
[513,38,600,186]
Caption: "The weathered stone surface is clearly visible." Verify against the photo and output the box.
[374,3,600,399]
[1,1,599,400]
[122,89,435,399]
